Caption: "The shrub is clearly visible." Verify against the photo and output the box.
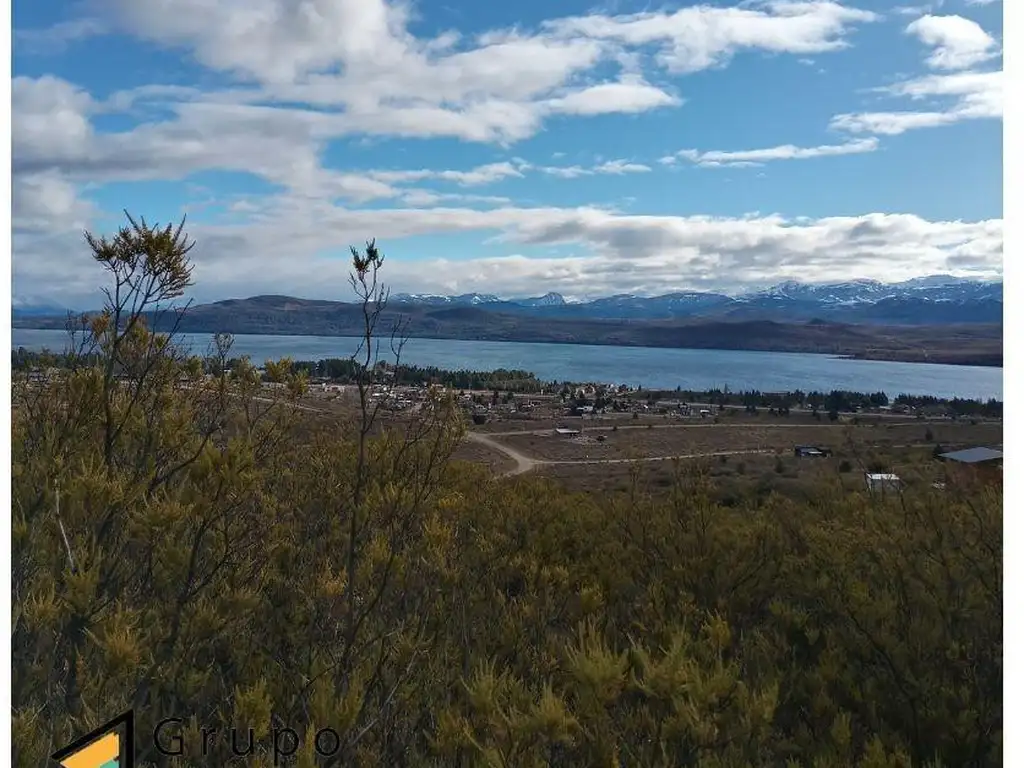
[839,460,853,473]
[12,213,1002,768]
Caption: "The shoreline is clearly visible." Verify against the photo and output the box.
[11,325,1004,369]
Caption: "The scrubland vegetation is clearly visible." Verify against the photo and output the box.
[11,216,1001,766]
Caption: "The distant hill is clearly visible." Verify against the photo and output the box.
[14,290,1002,366]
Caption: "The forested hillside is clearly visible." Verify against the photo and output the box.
[11,216,1001,766]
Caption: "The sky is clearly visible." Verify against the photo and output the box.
[10,0,1004,308]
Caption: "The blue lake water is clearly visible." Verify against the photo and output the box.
[11,328,1003,401]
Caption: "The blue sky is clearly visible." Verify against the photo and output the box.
[11,0,1003,307]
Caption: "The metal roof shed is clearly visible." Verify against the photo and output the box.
[865,473,903,492]
[937,447,1003,464]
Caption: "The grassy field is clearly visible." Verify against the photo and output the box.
[533,445,948,498]
[458,413,1001,500]
[485,419,1001,461]
[450,438,517,474]
[282,390,1001,500]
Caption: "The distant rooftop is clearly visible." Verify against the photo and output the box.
[938,447,1003,464]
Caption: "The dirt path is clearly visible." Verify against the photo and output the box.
[477,421,923,438]
[463,436,783,477]
[548,448,774,466]
[464,431,544,477]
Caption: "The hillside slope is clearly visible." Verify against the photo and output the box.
[13,296,1002,366]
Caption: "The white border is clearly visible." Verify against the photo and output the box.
[1,0,1015,761]
[2,0,14,758]
[1001,0,1018,762]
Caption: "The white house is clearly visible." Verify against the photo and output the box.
[865,473,903,493]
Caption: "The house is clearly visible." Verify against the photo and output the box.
[865,473,903,493]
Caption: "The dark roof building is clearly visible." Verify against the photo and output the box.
[937,447,1003,464]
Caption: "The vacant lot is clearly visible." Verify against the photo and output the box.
[491,419,999,463]
[536,442,979,501]
[450,439,517,474]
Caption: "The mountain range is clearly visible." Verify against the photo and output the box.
[15,275,1001,326]
[12,276,1002,366]
[386,276,1002,325]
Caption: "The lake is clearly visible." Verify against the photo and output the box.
[11,329,1003,401]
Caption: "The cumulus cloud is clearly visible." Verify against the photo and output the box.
[544,1,878,73]
[11,81,650,200]
[905,14,1000,70]
[11,172,98,234]
[49,0,878,145]
[10,1,1002,306]
[669,138,879,167]
[20,194,1000,307]
[826,13,1001,137]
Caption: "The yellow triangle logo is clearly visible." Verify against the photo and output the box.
[51,711,134,768]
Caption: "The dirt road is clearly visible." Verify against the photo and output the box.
[476,421,921,438]
[464,432,783,477]
[465,430,544,476]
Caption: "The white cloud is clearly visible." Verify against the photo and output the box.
[593,160,651,174]
[50,0,878,146]
[370,162,528,187]
[537,160,651,178]
[906,14,1000,70]
[11,172,98,234]
[15,18,107,54]
[831,69,1001,134]
[12,76,96,163]
[10,75,657,215]
[671,137,879,167]
[18,194,1000,307]
[892,1,945,17]
[545,1,878,73]
[543,77,680,116]
[10,1,1001,306]
[189,205,1001,302]
[398,190,512,207]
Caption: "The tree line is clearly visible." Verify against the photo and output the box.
[13,345,1001,419]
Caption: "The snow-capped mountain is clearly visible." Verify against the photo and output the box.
[389,276,1001,325]
[741,277,1000,310]
[517,292,567,307]
[20,276,1000,328]
[743,279,895,306]
[392,292,501,306]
